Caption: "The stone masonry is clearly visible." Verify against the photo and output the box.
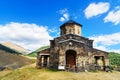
[36,20,110,72]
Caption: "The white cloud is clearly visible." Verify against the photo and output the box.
[58,8,70,22]
[48,27,60,38]
[89,32,120,53]
[48,27,58,33]
[104,6,120,25]
[59,17,65,22]
[94,45,108,51]
[84,2,110,19]
[109,49,120,53]
[63,13,69,20]
[59,8,68,14]
[0,22,52,51]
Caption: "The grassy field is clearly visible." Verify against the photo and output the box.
[0,63,120,80]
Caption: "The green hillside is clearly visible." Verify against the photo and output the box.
[109,52,120,70]
[28,46,50,57]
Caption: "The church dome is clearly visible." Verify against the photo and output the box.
[60,20,82,36]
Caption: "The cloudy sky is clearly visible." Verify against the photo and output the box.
[0,0,120,53]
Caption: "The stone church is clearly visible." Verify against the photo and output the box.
[36,20,110,71]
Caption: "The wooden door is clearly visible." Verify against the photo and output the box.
[66,50,76,67]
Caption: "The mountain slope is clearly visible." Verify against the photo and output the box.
[1,42,28,54]
[0,50,34,70]
[0,44,21,54]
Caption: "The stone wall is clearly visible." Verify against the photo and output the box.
[60,24,82,36]
[56,35,92,71]
[37,34,109,71]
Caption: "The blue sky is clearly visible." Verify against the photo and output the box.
[0,0,120,53]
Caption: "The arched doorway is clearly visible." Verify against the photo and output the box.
[66,50,76,69]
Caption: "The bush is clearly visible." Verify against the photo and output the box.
[109,52,120,70]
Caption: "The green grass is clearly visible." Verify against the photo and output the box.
[0,64,120,80]
[27,46,50,57]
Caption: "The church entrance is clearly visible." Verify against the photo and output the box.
[65,50,76,71]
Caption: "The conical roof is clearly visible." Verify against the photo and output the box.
[60,20,82,29]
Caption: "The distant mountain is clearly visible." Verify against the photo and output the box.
[28,46,50,57]
[0,42,34,71]
[1,42,29,54]
[0,44,21,54]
